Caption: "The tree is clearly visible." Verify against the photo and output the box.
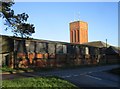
[0,0,35,68]
[0,0,35,38]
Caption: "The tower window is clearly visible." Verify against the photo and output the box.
[78,30,79,42]
[74,30,76,42]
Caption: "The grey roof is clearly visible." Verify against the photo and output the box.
[114,46,120,51]
[82,41,110,48]
[106,46,120,54]
[110,46,119,54]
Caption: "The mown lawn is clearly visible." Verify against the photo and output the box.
[0,66,33,73]
[2,76,78,88]
[0,66,15,73]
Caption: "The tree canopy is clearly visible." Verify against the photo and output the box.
[0,0,35,38]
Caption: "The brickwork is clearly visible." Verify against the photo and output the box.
[70,21,88,44]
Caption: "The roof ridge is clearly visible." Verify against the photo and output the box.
[110,46,119,53]
[100,41,106,46]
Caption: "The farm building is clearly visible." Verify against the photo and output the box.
[0,35,119,68]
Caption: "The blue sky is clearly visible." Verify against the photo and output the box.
[1,2,118,46]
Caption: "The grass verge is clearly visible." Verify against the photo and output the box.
[0,66,33,74]
[0,66,15,73]
[2,76,78,88]
[108,67,120,76]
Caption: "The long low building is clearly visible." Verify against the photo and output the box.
[0,35,119,68]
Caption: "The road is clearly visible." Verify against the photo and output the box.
[2,64,120,88]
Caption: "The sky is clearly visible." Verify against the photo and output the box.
[1,2,118,46]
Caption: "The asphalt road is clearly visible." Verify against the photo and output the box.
[2,64,120,88]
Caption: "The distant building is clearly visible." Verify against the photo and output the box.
[70,21,88,44]
[83,41,110,48]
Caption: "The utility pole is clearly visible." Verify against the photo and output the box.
[106,39,107,48]
[105,39,107,64]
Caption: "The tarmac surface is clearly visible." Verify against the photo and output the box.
[2,64,120,88]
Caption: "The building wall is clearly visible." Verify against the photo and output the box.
[0,35,14,67]
[70,21,88,44]
[80,21,88,44]
[1,35,119,68]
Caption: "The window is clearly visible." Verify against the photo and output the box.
[63,45,67,54]
[56,44,63,54]
[85,47,89,55]
[74,30,76,42]
[36,42,47,53]
[48,43,55,54]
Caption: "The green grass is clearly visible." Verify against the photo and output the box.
[0,66,33,74]
[0,66,15,73]
[2,76,78,88]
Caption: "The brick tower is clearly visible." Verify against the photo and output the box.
[70,21,88,44]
